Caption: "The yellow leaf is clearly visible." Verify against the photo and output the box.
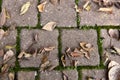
[20,2,31,15]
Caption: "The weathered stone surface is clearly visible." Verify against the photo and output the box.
[61,29,100,66]
[101,29,120,64]
[0,73,9,80]
[18,71,36,80]
[79,0,120,26]
[19,29,59,67]
[0,30,17,67]
[40,70,78,80]
[2,0,38,27]
[82,69,107,80]
[40,0,76,27]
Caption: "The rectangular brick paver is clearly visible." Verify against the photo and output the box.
[19,29,59,67]
[40,0,76,27]
[2,0,38,27]
[40,70,78,80]
[79,0,120,26]
[82,69,107,80]
[61,29,100,66]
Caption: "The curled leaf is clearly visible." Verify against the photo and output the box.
[18,51,31,59]
[80,42,93,51]
[44,46,55,51]
[98,7,113,13]
[1,64,9,73]
[0,29,5,40]
[0,8,6,27]
[20,2,31,15]
[72,60,79,67]
[3,49,14,61]
[74,4,82,13]
[42,21,57,31]
[40,60,50,71]
[108,65,120,80]
[37,1,47,12]
[108,29,119,40]
[61,55,66,67]
[108,61,119,69]
[70,52,82,57]
[8,72,14,80]
[83,1,91,11]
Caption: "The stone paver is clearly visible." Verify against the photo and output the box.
[0,73,9,80]
[78,0,120,26]
[0,30,17,67]
[61,29,100,66]
[40,70,78,80]
[2,0,38,27]
[82,69,107,80]
[40,0,76,27]
[19,29,59,67]
[101,29,120,64]
[18,71,36,80]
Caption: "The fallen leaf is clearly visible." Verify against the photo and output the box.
[98,7,113,13]
[8,72,14,80]
[62,72,68,80]
[80,49,90,59]
[5,45,16,50]
[44,46,55,51]
[74,4,82,13]
[0,8,6,27]
[70,52,82,57]
[50,0,59,5]
[20,2,31,15]
[87,77,96,80]
[80,42,93,52]
[110,46,120,55]
[37,1,47,12]
[72,60,79,67]
[61,55,66,67]
[0,49,4,57]
[0,29,5,40]
[108,29,119,40]
[1,64,9,73]
[42,21,57,31]
[108,61,119,69]
[18,51,31,59]
[5,9,10,19]
[3,49,14,61]
[40,60,50,71]
[83,1,91,11]
[108,65,120,80]
[33,33,39,43]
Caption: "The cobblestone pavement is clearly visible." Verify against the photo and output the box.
[0,0,120,80]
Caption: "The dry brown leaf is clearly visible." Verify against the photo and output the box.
[62,72,68,80]
[74,5,82,13]
[83,1,91,11]
[0,49,4,57]
[98,7,113,13]
[5,9,10,19]
[33,33,39,42]
[72,60,79,67]
[44,46,55,51]
[20,2,31,15]
[42,21,57,31]
[5,45,16,50]
[3,49,14,61]
[0,29,5,40]
[8,72,14,80]
[40,60,50,71]
[70,52,82,57]
[1,64,9,73]
[18,51,31,59]
[80,42,93,52]
[37,1,47,12]
[0,8,6,27]
[50,0,59,5]
[108,29,119,40]
[61,55,66,67]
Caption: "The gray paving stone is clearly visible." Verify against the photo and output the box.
[61,29,100,66]
[40,0,76,27]
[19,29,59,67]
[18,71,36,80]
[40,70,78,80]
[0,73,9,80]
[0,30,17,67]
[2,0,38,27]
[82,69,107,80]
[101,29,120,64]
[79,0,120,26]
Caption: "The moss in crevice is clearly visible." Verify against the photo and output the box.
[0,0,2,12]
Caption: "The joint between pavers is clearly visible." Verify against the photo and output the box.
[0,0,2,12]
